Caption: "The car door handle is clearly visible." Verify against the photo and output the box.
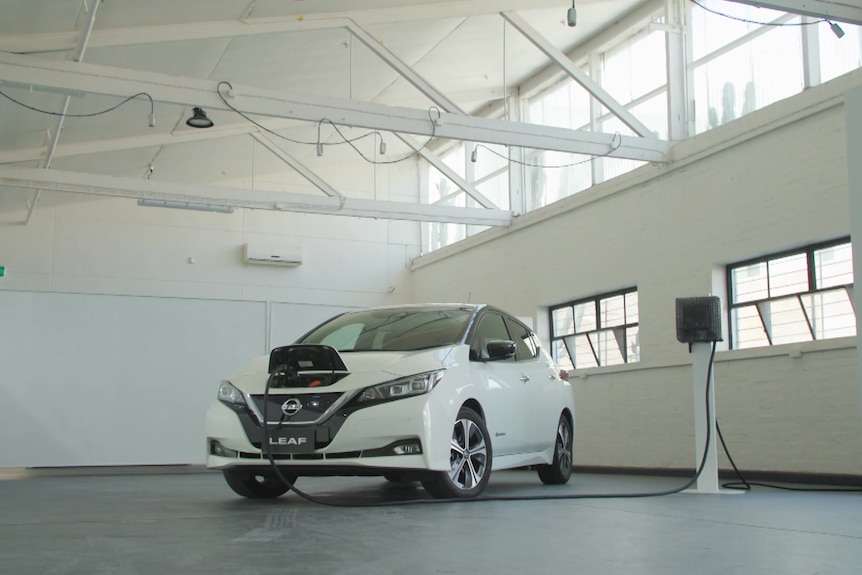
[519,375,530,382]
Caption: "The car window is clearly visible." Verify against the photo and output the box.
[470,312,514,361]
[299,307,473,352]
[318,324,363,350]
[503,316,539,361]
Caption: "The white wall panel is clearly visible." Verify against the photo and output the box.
[0,291,266,467]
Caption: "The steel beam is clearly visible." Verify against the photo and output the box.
[394,133,498,209]
[0,0,575,54]
[26,0,100,225]
[665,0,689,141]
[801,16,823,88]
[517,0,664,102]
[501,11,654,138]
[0,165,513,227]
[0,118,309,164]
[345,21,466,115]
[724,0,862,26]
[250,132,344,202]
[0,53,669,162]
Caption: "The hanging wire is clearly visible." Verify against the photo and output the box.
[689,0,837,29]
[217,81,380,147]
[0,89,155,121]
[471,132,623,169]
[218,80,441,165]
[316,110,440,165]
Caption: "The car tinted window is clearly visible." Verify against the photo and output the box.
[299,308,473,352]
[504,316,539,360]
[470,312,514,361]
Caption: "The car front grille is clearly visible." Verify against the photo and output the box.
[250,392,342,424]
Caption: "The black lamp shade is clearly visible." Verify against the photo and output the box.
[186,107,213,128]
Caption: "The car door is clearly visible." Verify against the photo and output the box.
[502,315,561,453]
[467,311,524,456]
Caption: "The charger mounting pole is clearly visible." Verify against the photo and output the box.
[689,340,720,493]
[675,296,740,494]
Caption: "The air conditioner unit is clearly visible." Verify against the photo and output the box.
[243,243,303,267]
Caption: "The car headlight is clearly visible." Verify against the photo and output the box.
[217,381,247,407]
[354,370,445,406]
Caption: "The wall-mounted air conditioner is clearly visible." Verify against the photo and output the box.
[243,243,303,267]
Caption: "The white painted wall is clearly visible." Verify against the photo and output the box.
[0,164,420,307]
[846,84,862,449]
[412,70,862,476]
[0,158,421,467]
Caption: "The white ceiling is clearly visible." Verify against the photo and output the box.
[0,0,654,217]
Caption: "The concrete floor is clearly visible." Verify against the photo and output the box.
[1,469,860,575]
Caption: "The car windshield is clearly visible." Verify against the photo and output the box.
[298,307,474,352]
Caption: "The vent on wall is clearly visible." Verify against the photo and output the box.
[243,243,303,267]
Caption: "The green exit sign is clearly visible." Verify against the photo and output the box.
[0,266,5,277]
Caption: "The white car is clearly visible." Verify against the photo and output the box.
[206,304,575,499]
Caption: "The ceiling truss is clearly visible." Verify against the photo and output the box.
[0,3,671,225]
[725,0,862,26]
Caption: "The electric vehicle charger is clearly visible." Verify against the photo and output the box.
[257,343,721,507]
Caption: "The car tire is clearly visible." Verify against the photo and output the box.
[537,414,573,485]
[421,406,492,499]
[222,469,295,499]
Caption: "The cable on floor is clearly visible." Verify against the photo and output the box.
[258,343,721,507]
[715,419,862,493]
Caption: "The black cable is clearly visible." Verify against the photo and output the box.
[317,112,440,166]
[0,88,154,120]
[258,340,720,507]
[716,419,862,492]
[217,80,438,165]
[689,0,826,27]
[217,81,375,147]
[472,132,623,170]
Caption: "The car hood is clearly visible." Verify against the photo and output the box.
[229,345,466,394]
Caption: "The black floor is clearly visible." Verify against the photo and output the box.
[1,469,860,574]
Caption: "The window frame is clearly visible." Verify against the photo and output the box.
[548,287,640,370]
[726,237,854,349]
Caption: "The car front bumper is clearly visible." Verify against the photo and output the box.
[205,392,453,473]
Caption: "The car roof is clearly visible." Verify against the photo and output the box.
[340,303,484,314]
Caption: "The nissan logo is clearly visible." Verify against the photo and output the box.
[281,398,302,417]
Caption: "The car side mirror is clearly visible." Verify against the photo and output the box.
[486,340,516,361]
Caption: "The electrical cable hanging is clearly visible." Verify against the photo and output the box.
[218,80,436,165]
[689,0,845,37]
[218,81,384,147]
[315,113,440,165]
[0,89,156,125]
[471,132,623,169]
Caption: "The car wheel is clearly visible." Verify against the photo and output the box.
[222,469,295,499]
[421,407,492,499]
[537,414,573,485]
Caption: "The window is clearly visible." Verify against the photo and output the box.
[470,312,515,361]
[728,239,855,349]
[503,316,540,361]
[549,289,640,370]
[301,307,473,352]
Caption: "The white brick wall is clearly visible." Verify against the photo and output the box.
[412,70,862,476]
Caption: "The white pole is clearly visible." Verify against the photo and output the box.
[688,342,720,493]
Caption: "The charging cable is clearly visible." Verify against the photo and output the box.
[715,418,862,493]
[259,342,720,507]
